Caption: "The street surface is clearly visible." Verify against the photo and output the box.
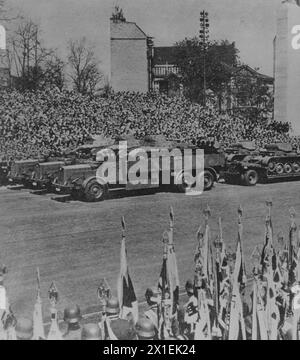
[0,180,299,319]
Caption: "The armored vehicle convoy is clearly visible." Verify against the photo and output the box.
[52,136,226,202]
[224,143,300,186]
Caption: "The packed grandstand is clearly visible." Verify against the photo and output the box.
[0,88,296,161]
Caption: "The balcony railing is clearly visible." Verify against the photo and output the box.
[153,65,179,78]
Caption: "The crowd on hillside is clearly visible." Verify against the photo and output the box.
[0,88,295,161]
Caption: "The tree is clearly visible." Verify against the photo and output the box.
[8,19,57,90]
[67,37,103,95]
[42,54,65,91]
[233,68,274,121]
[173,37,239,104]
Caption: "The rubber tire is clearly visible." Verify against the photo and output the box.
[243,169,258,186]
[204,170,214,191]
[84,179,108,202]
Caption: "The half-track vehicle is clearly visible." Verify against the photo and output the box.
[52,136,225,202]
[224,143,300,186]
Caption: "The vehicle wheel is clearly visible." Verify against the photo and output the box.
[292,162,300,173]
[275,163,284,175]
[84,179,108,202]
[243,169,258,186]
[175,172,194,193]
[284,163,292,174]
[204,170,214,191]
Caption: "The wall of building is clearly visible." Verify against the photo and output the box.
[0,49,10,88]
[274,2,300,135]
[110,20,149,93]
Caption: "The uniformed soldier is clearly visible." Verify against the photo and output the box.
[103,296,137,340]
[135,317,156,340]
[63,304,82,340]
[144,287,160,331]
[81,323,102,340]
[15,318,33,340]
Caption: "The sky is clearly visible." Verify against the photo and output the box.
[4,0,285,77]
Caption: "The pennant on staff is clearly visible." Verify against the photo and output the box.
[117,217,138,324]
[47,308,63,340]
[228,206,247,340]
[288,208,298,286]
[33,268,45,340]
[47,282,62,340]
[158,230,180,315]
[261,202,278,277]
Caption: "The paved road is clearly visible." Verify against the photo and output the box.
[0,180,300,319]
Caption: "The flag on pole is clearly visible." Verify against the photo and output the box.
[117,217,138,324]
[47,308,63,340]
[33,268,45,340]
[228,206,247,340]
[157,226,180,339]
[47,282,62,340]
[159,230,180,315]
[288,208,298,286]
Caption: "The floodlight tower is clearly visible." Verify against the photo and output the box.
[199,11,210,107]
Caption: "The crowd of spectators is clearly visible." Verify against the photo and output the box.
[0,88,296,160]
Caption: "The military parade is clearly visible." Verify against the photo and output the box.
[1,203,300,340]
[2,0,300,343]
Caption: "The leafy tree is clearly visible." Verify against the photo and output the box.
[173,37,239,105]
[232,68,274,121]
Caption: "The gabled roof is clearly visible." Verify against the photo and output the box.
[110,20,148,40]
[221,62,274,82]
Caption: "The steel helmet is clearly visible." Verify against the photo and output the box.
[63,304,81,324]
[135,317,155,339]
[185,279,194,294]
[106,296,119,315]
[145,287,160,305]
[81,323,102,340]
[16,317,33,340]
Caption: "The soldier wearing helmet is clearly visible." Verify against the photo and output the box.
[103,296,137,340]
[16,317,33,340]
[135,317,156,340]
[63,304,82,340]
[144,287,161,331]
[81,323,102,340]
